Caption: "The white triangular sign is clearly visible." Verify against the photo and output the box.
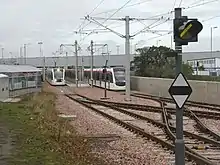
[173,95,188,108]
[173,73,188,86]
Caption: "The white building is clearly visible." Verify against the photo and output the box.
[0,74,9,101]
[187,57,220,76]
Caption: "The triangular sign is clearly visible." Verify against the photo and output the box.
[173,95,188,109]
[168,72,192,109]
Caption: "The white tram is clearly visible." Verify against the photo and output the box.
[65,66,125,91]
[45,68,66,86]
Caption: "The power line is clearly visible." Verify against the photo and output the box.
[172,0,178,9]
[183,0,219,10]
[202,14,220,22]
[99,0,132,25]
[76,0,106,32]
[132,19,168,36]
[76,0,218,47]
[77,0,133,44]
[147,31,172,41]
[92,0,151,16]
[89,0,106,15]
[178,0,183,7]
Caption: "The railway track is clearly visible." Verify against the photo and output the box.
[131,92,220,112]
[163,104,220,164]
[90,100,220,120]
[64,93,219,164]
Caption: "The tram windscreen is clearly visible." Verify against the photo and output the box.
[114,68,125,81]
[54,69,63,79]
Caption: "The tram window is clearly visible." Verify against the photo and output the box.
[108,73,113,83]
[101,72,104,80]
[97,72,99,80]
[94,72,96,80]
[106,73,109,81]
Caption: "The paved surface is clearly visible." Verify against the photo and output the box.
[0,122,12,165]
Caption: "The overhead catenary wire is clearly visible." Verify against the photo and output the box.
[178,0,183,7]
[92,0,152,16]
[77,0,106,32]
[172,0,178,9]
[183,0,219,10]
[75,0,219,49]
[77,0,133,47]
[96,0,133,27]
[132,17,172,37]
[202,14,220,22]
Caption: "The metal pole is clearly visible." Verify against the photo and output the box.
[211,27,213,70]
[174,8,185,165]
[104,60,108,98]
[1,48,4,59]
[19,47,22,64]
[1,48,4,64]
[117,45,119,55]
[24,44,26,64]
[75,40,78,87]
[82,54,84,82]
[125,16,131,100]
[43,56,46,81]
[42,45,45,82]
[171,35,173,49]
[90,40,94,88]
[65,52,68,69]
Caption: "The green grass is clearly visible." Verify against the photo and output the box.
[0,85,107,165]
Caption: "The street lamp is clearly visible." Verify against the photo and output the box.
[38,42,43,57]
[38,42,45,81]
[211,26,217,70]
[24,43,31,64]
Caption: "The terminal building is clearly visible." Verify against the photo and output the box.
[0,65,42,99]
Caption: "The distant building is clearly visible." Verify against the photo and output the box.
[187,57,220,76]
[1,50,220,72]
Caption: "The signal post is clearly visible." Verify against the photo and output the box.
[173,8,203,165]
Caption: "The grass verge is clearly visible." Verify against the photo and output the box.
[0,84,107,165]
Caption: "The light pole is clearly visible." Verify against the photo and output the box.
[1,47,4,64]
[38,42,45,81]
[24,43,31,64]
[211,26,217,71]
[156,40,161,46]
[116,45,120,55]
[1,47,4,60]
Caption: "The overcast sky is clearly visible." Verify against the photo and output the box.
[0,0,220,58]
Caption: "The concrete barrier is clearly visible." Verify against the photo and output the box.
[131,76,220,105]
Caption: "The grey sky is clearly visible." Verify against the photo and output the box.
[0,0,219,58]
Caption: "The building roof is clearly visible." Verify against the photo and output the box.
[0,65,41,73]
[0,74,8,78]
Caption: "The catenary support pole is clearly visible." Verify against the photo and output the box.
[90,40,94,88]
[125,16,131,101]
[65,52,68,69]
[82,55,84,82]
[174,7,185,165]
[75,40,78,87]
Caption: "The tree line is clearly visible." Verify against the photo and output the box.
[131,46,195,78]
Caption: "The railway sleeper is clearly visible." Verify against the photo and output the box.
[69,94,216,165]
